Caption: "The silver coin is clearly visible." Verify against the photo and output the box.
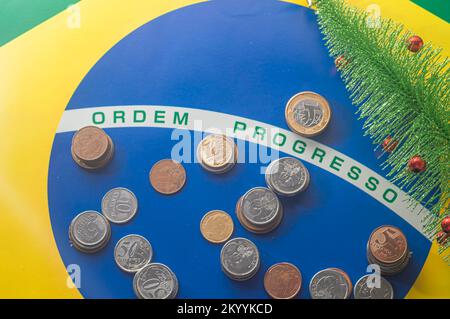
[293,98,324,128]
[133,263,178,299]
[266,157,310,196]
[354,275,394,299]
[241,187,280,226]
[221,238,260,280]
[309,269,352,299]
[114,235,153,273]
[102,187,138,224]
[70,211,110,248]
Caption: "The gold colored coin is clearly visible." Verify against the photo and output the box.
[197,134,237,172]
[285,91,331,137]
[200,210,234,244]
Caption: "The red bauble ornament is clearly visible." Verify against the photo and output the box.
[441,216,450,233]
[335,55,349,70]
[436,231,448,246]
[382,136,398,153]
[407,35,424,53]
[408,155,426,173]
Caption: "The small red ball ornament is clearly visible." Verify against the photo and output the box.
[408,155,426,173]
[436,231,448,246]
[441,216,450,233]
[382,136,398,153]
[407,35,424,53]
[335,55,349,70]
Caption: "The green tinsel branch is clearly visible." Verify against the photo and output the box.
[314,0,449,261]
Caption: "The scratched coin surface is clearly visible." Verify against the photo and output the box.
[133,263,178,299]
[266,157,310,196]
[285,91,331,137]
[149,159,186,195]
[114,235,153,273]
[241,187,280,226]
[221,238,260,280]
[200,210,234,244]
[354,275,394,299]
[309,268,352,299]
[197,134,237,172]
[369,225,408,264]
[102,187,138,224]
[264,262,302,299]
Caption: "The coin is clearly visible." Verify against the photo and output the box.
[309,268,352,299]
[265,157,310,196]
[264,262,302,299]
[241,187,280,227]
[69,211,111,253]
[221,238,260,281]
[114,235,153,273]
[102,187,138,224]
[133,263,178,299]
[354,275,394,299]
[71,126,114,169]
[285,91,331,137]
[149,159,186,195]
[200,210,234,244]
[368,225,408,264]
[197,134,237,174]
[236,195,283,234]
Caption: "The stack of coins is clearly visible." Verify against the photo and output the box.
[309,268,352,299]
[265,157,310,196]
[149,159,186,195]
[133,263,178,299]
[69,211,111,253]
[285,91,331,137]
[264,262,302,299]
[367,225,411,275]
[114,234,153,273]
[102,187,138,224]
[354,274,394,299]
[221,238,260,281]
[197,134,238,174]
[71,126,114,169]
[236,187,283,234]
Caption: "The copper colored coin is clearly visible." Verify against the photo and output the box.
[200,210,234,244]
[149,159,186,195]
[264,262,302,299]
[72,126,110,162]
[369,225,408,264]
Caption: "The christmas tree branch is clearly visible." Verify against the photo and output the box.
[314,0,449,261]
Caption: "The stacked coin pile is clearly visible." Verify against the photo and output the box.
[367,225,411,275]
[309,268,353,299]
[114,234,153,273]
[220,238,260,281]
[236,187,283,234]
[71,126,114,169]
[354,274,394,299]
[69,211,111,253]
[285,91,332,137]
[197,134,238,174]
[264,262,302,299]
[133,263,178,299]
[265,157,310,196]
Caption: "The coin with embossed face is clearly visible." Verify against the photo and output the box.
[264,262,302,299]
[69,211,111,253]
[102,187,138,224]
[368,225,408,264]
[309,268,352,299]
[200,210,234,244]
[241,187,280,227]
[354,275,394,299]
[265,157,310,196]
[149,159,186,195]
[114,235,153,273]
[197,134,237,174]
[221,238,260,281]
[285,91,331,137]
[133,263,178,299]
[71,126,114,169]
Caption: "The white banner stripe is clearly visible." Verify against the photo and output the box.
[57,105,431,240]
